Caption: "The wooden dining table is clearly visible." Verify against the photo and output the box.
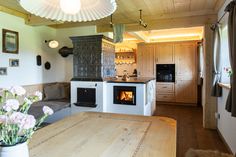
[29,112,176,157]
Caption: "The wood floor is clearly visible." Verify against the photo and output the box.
[154,104,230,157]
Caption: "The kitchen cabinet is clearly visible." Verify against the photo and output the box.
[137,41,198,104]
[175,80,197,103]
[137,44,155,77]
[174,42,197,104]
[155,43,174,64]
[156,82,175,102]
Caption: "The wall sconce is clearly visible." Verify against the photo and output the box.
[45,40,59,48]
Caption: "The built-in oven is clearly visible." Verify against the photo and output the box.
[156,64,175,82]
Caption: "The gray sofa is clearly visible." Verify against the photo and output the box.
[28,83,71,121]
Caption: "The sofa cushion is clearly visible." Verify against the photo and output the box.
[61,83,70,99]
[44,84,64,100]
[29,99,70,119]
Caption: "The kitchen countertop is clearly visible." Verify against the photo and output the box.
[104,77,156,84]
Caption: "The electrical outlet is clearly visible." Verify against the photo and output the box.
[215,112,220,119]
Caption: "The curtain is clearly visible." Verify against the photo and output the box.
[225,0,236,117]
[113,24,125,43]
[197,43,204,85]
[211,24,222,97]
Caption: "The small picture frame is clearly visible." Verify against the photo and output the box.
[9,59,19,67]
[2,29,19,54]
[0,67,7,75]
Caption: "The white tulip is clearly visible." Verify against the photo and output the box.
[43,106,54,115]
[9,86,26,96]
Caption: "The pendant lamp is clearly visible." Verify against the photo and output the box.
[19,0,117,22]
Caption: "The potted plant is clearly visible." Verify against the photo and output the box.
[224,67,233,77]
[0,86,54,157]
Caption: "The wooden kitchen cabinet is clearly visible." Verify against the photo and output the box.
[156,43,174,64]
[175,80,197,103]
[137,41,198,104]
[137,44,155,77]
[174,43,196,77]
[156,82,176,102]
[174,42,197,104]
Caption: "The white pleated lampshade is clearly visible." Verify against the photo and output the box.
[19,0,117,22]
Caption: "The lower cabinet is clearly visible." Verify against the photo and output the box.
[156,83,175,102]
[156,81,197,104]
[175,80,197,104]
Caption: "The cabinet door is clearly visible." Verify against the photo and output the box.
[137,44,155,77]
[175,43,196,79]
[174,42,197,104]
[175,80,197,103]
[156,43,174,64]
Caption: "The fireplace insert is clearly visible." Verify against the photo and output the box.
[75,88,97,108]
[113,86,136,105]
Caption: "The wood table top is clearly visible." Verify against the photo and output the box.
[29,112,176,157]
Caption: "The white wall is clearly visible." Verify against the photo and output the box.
[56,26,97,82]
[217,0,236,155]
[0,12,65,88]
[0,12,114,87]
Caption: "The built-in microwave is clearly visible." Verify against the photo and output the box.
[156,64,175,82]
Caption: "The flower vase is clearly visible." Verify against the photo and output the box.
[0,142,29,157]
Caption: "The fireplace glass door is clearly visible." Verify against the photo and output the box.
[113,86,136,105]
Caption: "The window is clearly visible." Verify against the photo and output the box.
[220,25,231,84]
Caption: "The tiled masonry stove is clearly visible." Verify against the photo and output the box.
[72,35,115,81]
[70,35,115,114]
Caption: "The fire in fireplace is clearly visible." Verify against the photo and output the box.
[113,86,136,105]
[75,88,97,108]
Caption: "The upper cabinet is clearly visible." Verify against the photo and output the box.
[137,44,155,77]
[155,43,174,64]
[174,43,197,79]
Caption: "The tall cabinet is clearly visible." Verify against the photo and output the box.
[174,42,197,104]
[137,43,155,77]
[137,41,198,104]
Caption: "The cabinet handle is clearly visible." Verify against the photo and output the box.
[162,86,167,88]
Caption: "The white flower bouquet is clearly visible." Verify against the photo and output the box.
[0,86,53,146]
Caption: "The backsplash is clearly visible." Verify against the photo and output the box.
[115,63,137,76]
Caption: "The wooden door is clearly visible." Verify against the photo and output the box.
[174,42,197,104]
[156,43,174,64]
[137,44,155,77]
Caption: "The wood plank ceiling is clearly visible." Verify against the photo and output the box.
[0,0,225,32]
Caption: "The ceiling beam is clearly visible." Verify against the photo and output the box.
[0,5,27,19]
[128,32,149,42]
[97,14,217,33]
[25,15,60,26]
[49,9,217,29]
